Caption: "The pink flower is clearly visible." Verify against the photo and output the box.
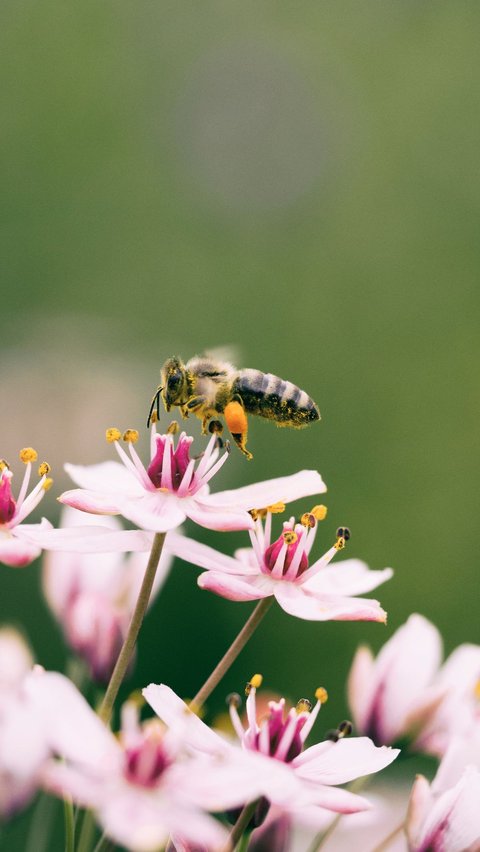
[58,424,326,534]
[42,507,173,682]
[40,688,289,851]
[144,680,400,831]
[407,735,480,851]
[0,628,39,817]
[169,511,392,622]
[348,614,480,755]
[0,449,54,567]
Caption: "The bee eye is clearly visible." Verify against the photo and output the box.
[168,374,180,388]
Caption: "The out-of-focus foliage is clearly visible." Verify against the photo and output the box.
[1,2,479,846]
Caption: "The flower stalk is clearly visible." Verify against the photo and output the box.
[222,800,259,852]
[98,531,166,724]
[190,597,274,711]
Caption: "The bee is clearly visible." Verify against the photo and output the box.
[147,354,320,459]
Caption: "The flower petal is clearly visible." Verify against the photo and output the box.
[274,584,388,623]
[143,684,228,755]
[59,489,125,515]
[167,532,257,575]
[198,571,272,602]
[302,559,393,596]
[114,493,187,533]
[205,470,326,512]
[187,498,254,532]
[292,737,399,785]
[64,461,143,495]
[348,646,376,734]
[20,525,154,554]
[0,530,42,567]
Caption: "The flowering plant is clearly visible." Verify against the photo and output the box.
[0,375,478,852]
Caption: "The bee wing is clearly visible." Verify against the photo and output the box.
[202,344,242,370]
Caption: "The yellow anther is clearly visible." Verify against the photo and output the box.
[0,460,10,472]
[296,698,313,714]
[38,462,50,477]
[123,429,139,443]
[19,448,38,464]
[311,505,327,521]
[150,410,158,424]
[335,536,346,551]
[283,531,298,546]
[106,427,122,443]
[127,689,145,708]
[167,421,179,435]
[267,502,286,514]
[42,477,53,491]
[300,512,316,528]
[315,687,328,704]
[245,673,263,695]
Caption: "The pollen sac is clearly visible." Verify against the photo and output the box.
[296,698,312,714]
[226,692,241,709]
[336,526,351,541]
[245,673,263,696]
[326,729,340,743]
[315,687,328,705]
[338,719,353,737]
[106,427,122,443]
[300,512,316,528]
[123,429,139,443]
[208,419,223,435]
[19,447,38,464]
[38,462,51,477]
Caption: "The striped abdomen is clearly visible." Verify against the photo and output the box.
[233,369,320,427]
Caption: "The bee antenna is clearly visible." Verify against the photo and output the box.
[147,387,163,429]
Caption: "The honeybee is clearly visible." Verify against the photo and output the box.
[147,354,320,459]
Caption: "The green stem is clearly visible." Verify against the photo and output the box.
[371,820,406,852]
[222,800,259,852]
[190,597,273,711]
[63,795,75,852]
[98,531,166,724]
[92,833,114,852]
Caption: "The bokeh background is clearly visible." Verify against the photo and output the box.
[1,1,479,847]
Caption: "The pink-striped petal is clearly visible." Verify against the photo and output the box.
[0,532,42,567]
[20,525,153,554]
[292,737,399,785]
[64,461,143,495]
[274,584,388,623]
[198,570,272,602]
[302,559,393,596]
[205,470,326,512]
[187,499,254,532]
[167,532,257,575]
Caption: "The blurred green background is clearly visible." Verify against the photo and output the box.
[1,0,479,846]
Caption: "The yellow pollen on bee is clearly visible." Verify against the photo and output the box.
[19,447,38,464]
[245,673,263,695]
[315,687,328,704]
[167,421,179,435]
[42,477,53,491]
[311,505,327,521]
[296,698,313,714]
[283,531,298,545]
[123,429,139,443]
[38,462,51,477]
[106,427,122,443]
[267,502,286,514]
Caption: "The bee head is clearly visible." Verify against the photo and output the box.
[161,357,187,407]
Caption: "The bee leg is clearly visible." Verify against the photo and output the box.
[224,400,253,460]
